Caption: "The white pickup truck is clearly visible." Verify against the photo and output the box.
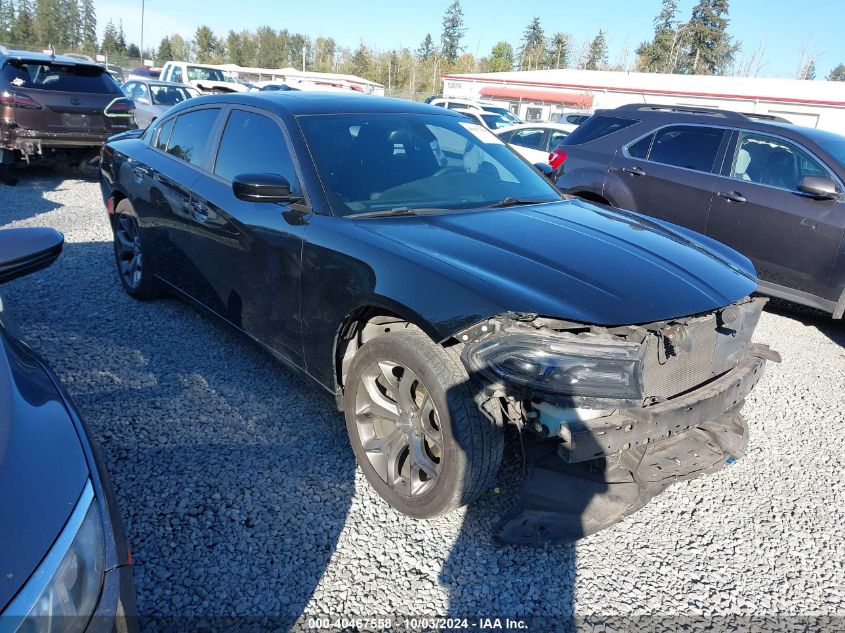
[159,61,248,94]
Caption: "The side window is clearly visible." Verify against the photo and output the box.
[165,108,220,166]
[510,129,544,150]
[627,133,654,159]
[121,82,135,98]
[547,130,569,150]
[731,132,830,191]
[154,118,174,150]
[648,125,725,172]
[171,66,183,83]
[214,110,298,189]
[135,83,150,103]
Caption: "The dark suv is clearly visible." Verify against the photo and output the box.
[556,104,845,318]
[0,46,136,175]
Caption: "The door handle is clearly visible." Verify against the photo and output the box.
[190,200,209,221]
[718,191,746,203]
[622,166,646,177]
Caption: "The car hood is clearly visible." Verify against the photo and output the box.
[355,198,758,326]
[0,323,88,611]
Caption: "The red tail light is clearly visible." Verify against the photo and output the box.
[0,91,42,109]
[549,147,567,171]
[104,97,135,117]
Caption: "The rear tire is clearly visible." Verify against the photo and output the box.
[342,330,503,518]
[112,198,162,300]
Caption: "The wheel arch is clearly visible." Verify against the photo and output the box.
[332,299,453,398]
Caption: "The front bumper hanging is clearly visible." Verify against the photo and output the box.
[495,344,780,545]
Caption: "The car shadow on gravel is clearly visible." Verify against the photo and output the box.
[5,239,356,632]
[763,297,845,349]
[0,165,92,225]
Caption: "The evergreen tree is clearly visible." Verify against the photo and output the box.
[488,41,513,72]
[60,0,80,49]
[79,0,96,52]
[583,30,608,70]
[635,0,680,72]
[827,63,845,81]
[11,0,35,46]
[440,0,465,64]
[680,0,738,75]
[34,0,60,46]
[518,17,546,70]
[156,36,173,63]
[126,42,140,58]
[193,25,218,63]
[100,19,118,55]
[416,33,434,61]
[116,19,126,53]
[349,43,370,75]
[546,32,570,69]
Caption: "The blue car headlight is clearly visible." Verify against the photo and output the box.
[3,481,104,633]
[464,333,644,400]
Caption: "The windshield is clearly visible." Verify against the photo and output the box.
[149,84,195,106]
[3,61,120,94]
[480,113,511,129]
[186,66,234,83]
[483,106,520,123]
[298,112,561,217]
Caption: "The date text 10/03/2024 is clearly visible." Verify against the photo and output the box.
[307,618,529,630]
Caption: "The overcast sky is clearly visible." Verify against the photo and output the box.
[97,0,843,79]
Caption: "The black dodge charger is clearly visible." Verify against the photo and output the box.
[99,92,779,543]
[0,228,136,631]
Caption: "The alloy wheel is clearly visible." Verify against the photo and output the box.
[114,214,143,289]
[354,360,444,497]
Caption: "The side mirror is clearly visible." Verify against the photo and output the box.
[0,228,64,284]
[232,173,301,203]
[534,162,555,181]
[797,175,842,200]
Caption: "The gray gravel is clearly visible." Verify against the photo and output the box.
[1,171,843,632]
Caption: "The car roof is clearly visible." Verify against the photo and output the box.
[496,122,574,133]
[166,92,458,117]
[0,47,104,68]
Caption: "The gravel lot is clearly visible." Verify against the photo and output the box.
[1,170,844,632]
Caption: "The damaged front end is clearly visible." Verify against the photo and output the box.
[457,296,780,545]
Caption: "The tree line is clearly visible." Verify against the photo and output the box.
[2,0,844,89]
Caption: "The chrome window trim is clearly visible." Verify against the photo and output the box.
[621,122,845,194]
[727,129,845,196]
[0,481,95,623]
[620,122,728,174]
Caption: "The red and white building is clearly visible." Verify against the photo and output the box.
[441,68,845,133]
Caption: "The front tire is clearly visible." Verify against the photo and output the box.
[343,330,503,518]
[112,198,161,300]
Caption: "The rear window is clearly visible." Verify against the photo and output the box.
[561,115,638,145]
[3,61,121,94]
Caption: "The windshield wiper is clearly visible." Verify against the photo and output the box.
[489,197,557,209]
[345,207,419,219]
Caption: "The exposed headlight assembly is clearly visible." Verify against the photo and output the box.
[464,333,644,400]
[3,481,104,633]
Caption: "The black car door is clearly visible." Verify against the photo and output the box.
[131,107,222,296]
[607,124,728,234]
[187,107,307,365]
[707,130,845,302]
